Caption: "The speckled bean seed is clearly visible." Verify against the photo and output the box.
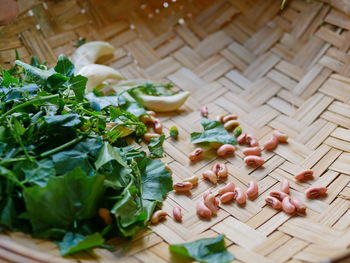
[153,118,163,134]
[189,148,204,161]
[222,114,238,123]
[237,133,247,144]
[140,114,154,125]
[196,200,212,219]
[282,197,296,214]
[246,134,259,147]
[224,120,239,131]
[218,182,235,195]
[234,187,247,205]
[211,163,228,179]
[151,210,167,224]
[244,155,265,167]
[200,105,208,118]
[202,170,217,184]
[305,186,327,199]
[147,110,156,117]
[290,198,306,214]
[183,175,199,185]
[263,136,279,151]
[217,144,235,157]
[98,208,113,225]
[246,181,259,200]
[173,182,193,192]
[265,196,282,210]
[173,207,183,222]
[204,193,219,214]
[295,170,314,182]
[143,132,160,142]
[273,130,288,143]
[220,192,236,203]
[242,146,261,156]
[216,114,226,123]
[269,190,289,201]
[280,179,290,194]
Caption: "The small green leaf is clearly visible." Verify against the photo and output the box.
[191,118,236,145]
[169,234,234,263]
[138,157,172,201]
[54,55,75,77]
[95,142,128,170]
[69,75,87,101]
[1,70,19,87]
[148,134,165,158]
[15,60,53,84]
[58,232,104,256]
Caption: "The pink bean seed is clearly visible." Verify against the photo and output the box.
[218,182,235,195]
[222,114,238,123]
[196,200,212,219]
[173,182,193,192]
[246,181,259,200]
[265,196,282,210]
[237,133,247,144]
[282,197,296,214]
[200,105,208,118]
[204,193,219,214]
[153,118,163,134]
[280,179,290,194]
[189,148,204,161]
[273,130,288,143]
[244,156,265,167]
[173,207,183,222]
[202,170,217,184]
[217,144,235,157]
[211,163,228,179]
[234,187,246,205]
[269,190,289,201]
[246,134,259,147]
[220,192,236,203]
[263,136,279,151]
[295,170,314,182]
[242,146,261,156]
[290,198,306,214]
[305,186,327,199]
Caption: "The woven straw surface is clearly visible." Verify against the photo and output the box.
[1,0,350,262]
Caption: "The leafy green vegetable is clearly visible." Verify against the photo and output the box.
[0,56,174,256]
[58,232,104,256]
[169,235,234,263]
[169,125,178,139]
[148,134,165,158]
[138,157,172,202]
[191,118,236,145]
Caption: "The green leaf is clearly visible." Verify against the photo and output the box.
[58,232,104,256]
[47,73,69,92]
[191,118,236,145]
[23,167,105,232]
[51,149,94,176]
[15,60,53,84]
[21,159,56,186]
[1,70,19,87]
[69,75,87,101]
[54,55,75,77]
[95,142,128,170]
[148,134,165,158]
[0,197,16,229]
[85,92,119,111]
[138,157,172,201]
[169,235,234,263]
[44,113,82,128]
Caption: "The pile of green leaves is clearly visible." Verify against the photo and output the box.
[0,56,172,256]
[191,118,237,145]
[169,234,234,263]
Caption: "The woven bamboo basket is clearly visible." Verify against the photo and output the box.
[1,0,350,262]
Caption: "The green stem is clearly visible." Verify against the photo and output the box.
[0,94,59,121]
[38,135,84,158]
